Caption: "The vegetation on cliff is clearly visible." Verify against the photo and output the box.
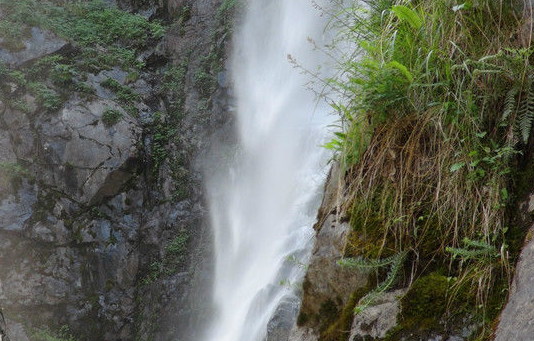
[318,0,534,339]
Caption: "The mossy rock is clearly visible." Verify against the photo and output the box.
[319,285,372,341]
[401,273,449,323]
[382,273,449,341]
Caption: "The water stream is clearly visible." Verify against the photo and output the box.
[204,1,334,340]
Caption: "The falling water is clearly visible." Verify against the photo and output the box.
[204,1,334,340]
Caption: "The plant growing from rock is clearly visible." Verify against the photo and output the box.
[318,0,533,338]
[101,107,123,127]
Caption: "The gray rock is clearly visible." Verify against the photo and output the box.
[37,98,141,204]
[288,326,318,341]
[297,164,369,335]
[1,106,34,160]
[0,182,37,231]
[301,213,368,315]
[348,289,406,341]
[86,68,128,100]
[4,319,30,341]
[0,27,68,66]
[266,295,301,341]
[0,130,16,162]
[494,226,534,341]
[0,0,233,340]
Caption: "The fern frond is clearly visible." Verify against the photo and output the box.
[354,251,406,314]
[516,81,534,143]
[462,237,496,252]
[502,86,519,122]
[446,247,491,259]
[338,253,398,269]
[446,238,498,260]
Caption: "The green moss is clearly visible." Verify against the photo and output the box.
[33,326,78,341]
[318,299,339,332]
[163,231,189,273]
[0,19,28,51]
[346,197,395,259]
[297,311,309,326]
[400,273,449,327]
[162,59,188,120]
[383,273,456,341]
[319,285,372,341]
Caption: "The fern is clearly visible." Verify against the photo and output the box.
[446,238,499,260]
[516,81,534,144]
[339,252,407,314]
[338,253,399,269]
[391,5,423,30]
[502,86,519,122]
[462,237,496,251]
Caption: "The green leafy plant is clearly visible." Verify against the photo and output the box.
[339,252,406,313]
[101,107,123,127]
[27,82,63,111]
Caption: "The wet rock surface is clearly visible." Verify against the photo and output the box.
[36,98,141,204]
[0,0,233,340]
[296,165,368,335]
[266,295,301,341]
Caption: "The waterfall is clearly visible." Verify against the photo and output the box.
[204,1,334,340]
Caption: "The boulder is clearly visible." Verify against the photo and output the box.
[349,289,405,341]
[300,214,368,316]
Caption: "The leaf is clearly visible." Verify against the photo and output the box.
[502,86,519,122]
[387,61,414,83]
[358,40,378,54]
[392,5,423,30]
[450,162,465,172]
[334,132,347,139]
[452,2,472,12]
[501,188,508,200]
[517,83,534,143]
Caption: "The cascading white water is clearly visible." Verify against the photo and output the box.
[204,1,334,340]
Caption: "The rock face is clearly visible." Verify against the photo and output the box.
[0,0,233,340]
[292,165,369,338]
[348,289,405,341]
[37,98,141,204]
[0,27,68,66]
[494,229,534,341]
[266,295,301,341]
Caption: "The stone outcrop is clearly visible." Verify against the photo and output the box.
[494,195,534,341]
[0,27,68,67]
[0,0,233,340]
[266,295,301,341]
[290,164,369,339]
[37,98,141,204]
[348,289,405,341]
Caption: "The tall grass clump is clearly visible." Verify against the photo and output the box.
[320,0,534,337]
